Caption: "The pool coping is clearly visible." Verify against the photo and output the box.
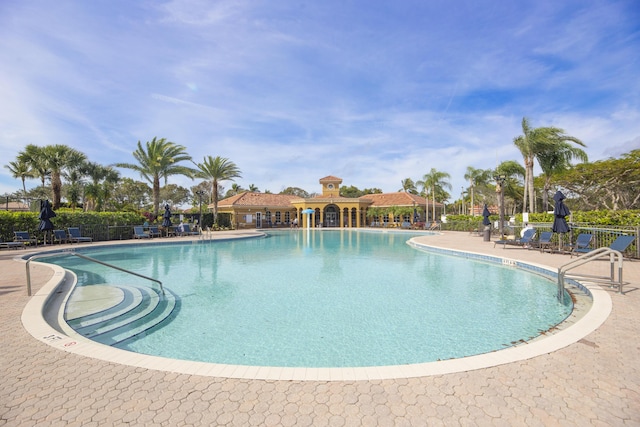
[20,233,612,381]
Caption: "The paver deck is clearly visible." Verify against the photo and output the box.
[1,230,639,425]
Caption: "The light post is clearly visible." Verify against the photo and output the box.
[494,174,506,238]
[195,190,204,232]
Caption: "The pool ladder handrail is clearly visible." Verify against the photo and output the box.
[557,247,625,303]
[25,250,164,297]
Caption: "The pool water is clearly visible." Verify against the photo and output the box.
[50,230,572,368]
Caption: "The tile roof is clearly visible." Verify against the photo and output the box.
[319,175,342,183]
[214,192,299,208]
[361,192,443,207]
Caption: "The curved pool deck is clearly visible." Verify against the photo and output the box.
[2,230,639,425]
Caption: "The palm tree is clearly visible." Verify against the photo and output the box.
[4,159,34,204]
[18,144,50,193]
[417,168,451,222]
[399,178,417,194]
[514,117,584,213]
[194,156,242,225]
[41,145,86,209]
[495,160,526,216]
[537,142,588,211]
[463,167,491,216]
[116,137,195,217]
[248,184,259,192]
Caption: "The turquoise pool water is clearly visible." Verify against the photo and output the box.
[48,230,572,368]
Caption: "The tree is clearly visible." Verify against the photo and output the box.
[417,168,451,221]
[4,159,34,203]
[536,142,588,211]
[82,162,120,211]
[17,144,50,193]
[281,187,310,198]
[42,144,86,209]
[248,184,259,192]
[194,156,241,225]
[495,160,526,215]
[556,149,640,210]
[463,167,491,216]
[226,183,244,197]
[399,178,417,194]
[116,137,195,217]
[514,117,584,213]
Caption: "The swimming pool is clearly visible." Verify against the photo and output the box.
[47,230,572,368]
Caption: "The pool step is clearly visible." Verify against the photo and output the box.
[66,285,176,346]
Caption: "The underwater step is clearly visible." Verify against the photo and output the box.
[65,284,176,346]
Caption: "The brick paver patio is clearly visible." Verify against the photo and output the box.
[1,231,638,426]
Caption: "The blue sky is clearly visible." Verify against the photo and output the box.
[1,0,639,202]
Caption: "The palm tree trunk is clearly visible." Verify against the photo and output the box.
[153,175,160,218]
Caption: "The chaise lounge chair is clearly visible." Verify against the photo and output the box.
[494,228,536,249]
[1,237,25,250]
[531,231,553,253]
[148,226,162,238]
[133,226,150,239]
[180,224,199,236]
[572,234,635,258]
[68,227,93,243]
[53,229,69,244]
[568,234,594,257]
[14,231,38,247]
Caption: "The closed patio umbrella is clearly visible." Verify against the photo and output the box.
[161,204,172,236]
[38,200,56,245]
[481,204,491,241]
[552,191,570,251]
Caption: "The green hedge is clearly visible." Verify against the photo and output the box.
[445,210,640,227]
[0,211,146,242]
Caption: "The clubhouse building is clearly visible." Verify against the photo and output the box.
[213,176,443,229]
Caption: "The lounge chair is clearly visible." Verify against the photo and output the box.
[1,237,25,250]
[494,228,536,249]
[14,231,38,247]
[568,234,594,257]
[148,226,162,238]
[427,222,440,231]
[531,231,553,253]
[53,229,69,244]
[180,224,199,236]
[133,226,150,239]
[572,235,635,258]
[68,227,93,243]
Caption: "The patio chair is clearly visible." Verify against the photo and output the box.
[148,226,162,238]
[180,224,200,236]
[494,228,536,249]
[531,231,553,253]
[14,231,38,247]
[568,234,594,257]
[1,237,25,250]
[133,226,150,239]
[53,229,69,244]
[67,227,93,243]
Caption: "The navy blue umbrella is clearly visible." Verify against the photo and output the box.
[552,191,570,234]
[38,200,56,244]
[482,204,491,226]
[38,200,56,231]
[161,204,172,228]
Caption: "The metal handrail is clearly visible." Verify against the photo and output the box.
[25,250,164,296]
[557,247,625,303]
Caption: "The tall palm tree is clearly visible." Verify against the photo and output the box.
[4,159,34,204]
[195,156,242,225]
[41,144,86,209]
[514,117,584,213]
[537,142,588,211]
[417,168,451,222]
[115,137,195,217]
[463,166,491,216]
